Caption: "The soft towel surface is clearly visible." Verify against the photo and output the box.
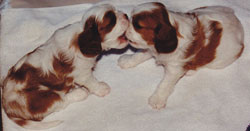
[1,0,250,131]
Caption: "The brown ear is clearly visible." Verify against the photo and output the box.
[78,17,102,57]
[99,11,117,34]
[153,4,178,53]
[154,24,178,53]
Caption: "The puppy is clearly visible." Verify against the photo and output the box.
[118,2,244,109]
[2,4,128,130]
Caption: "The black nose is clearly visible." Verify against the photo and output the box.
[123,14,128,20]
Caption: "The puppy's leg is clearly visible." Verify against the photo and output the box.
[75,72,111,97]
[61,88,88,109]
[118,51,152,69]
[148,66,185,109]
[65,88,88,102]
[85,75,111,97]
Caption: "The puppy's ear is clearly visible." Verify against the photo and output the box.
[153,4,178,53]
[154,24,178,53]
[99,11,116,34]
[78,17,102,57]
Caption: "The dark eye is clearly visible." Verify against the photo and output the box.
[133,20,142,29]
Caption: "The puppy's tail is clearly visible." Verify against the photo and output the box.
[10,117,63,130]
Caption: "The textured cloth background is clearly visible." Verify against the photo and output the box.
[1,0,250,131]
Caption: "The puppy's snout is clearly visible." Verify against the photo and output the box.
[117,11,128,20]
[119,13,129,29]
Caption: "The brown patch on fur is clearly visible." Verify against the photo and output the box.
[98,10,117,38]
[7,116,28,127]
[185,18,206,58]
[132,13,155,45]
[77,11,117,57]
[7,52,75,118]
[132,8,162,45]
[8,101,24,111]
[14,119,27,126]
[53,52,74,75]
[132,3,178,53]
[26,90,61,114]
[5,101,27,121]
[8,64,33,83]
[77,17,102,57]
[184,21,223,70]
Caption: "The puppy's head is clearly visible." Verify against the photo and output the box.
[78,4,129,57]
[126,2,177,53]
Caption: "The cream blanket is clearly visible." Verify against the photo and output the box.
[1,0,250,131]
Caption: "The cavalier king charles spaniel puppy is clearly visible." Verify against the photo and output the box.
[2,4,128,130]
[118,2,244,109]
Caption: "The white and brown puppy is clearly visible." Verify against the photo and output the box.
[118,2,244,109]
[2,4,128,130]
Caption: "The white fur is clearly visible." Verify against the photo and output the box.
[3,4,128,130]
[119,3,244,109]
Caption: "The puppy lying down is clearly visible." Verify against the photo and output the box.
[119,2,244,109]
[2,4,128,130]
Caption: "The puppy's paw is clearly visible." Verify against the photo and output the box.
[118,54,136,69]
[148,94,167,110]
[92,82,111,97]
[67,88,88,102]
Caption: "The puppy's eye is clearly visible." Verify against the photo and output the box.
[133,21,142,29]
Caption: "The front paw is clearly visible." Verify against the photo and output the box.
[67,88,88,102]
[91,82,111,97]
[148,94,167,110]
[118,54,136,69]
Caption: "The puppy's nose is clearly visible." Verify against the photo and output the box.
[123,14,128,20]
